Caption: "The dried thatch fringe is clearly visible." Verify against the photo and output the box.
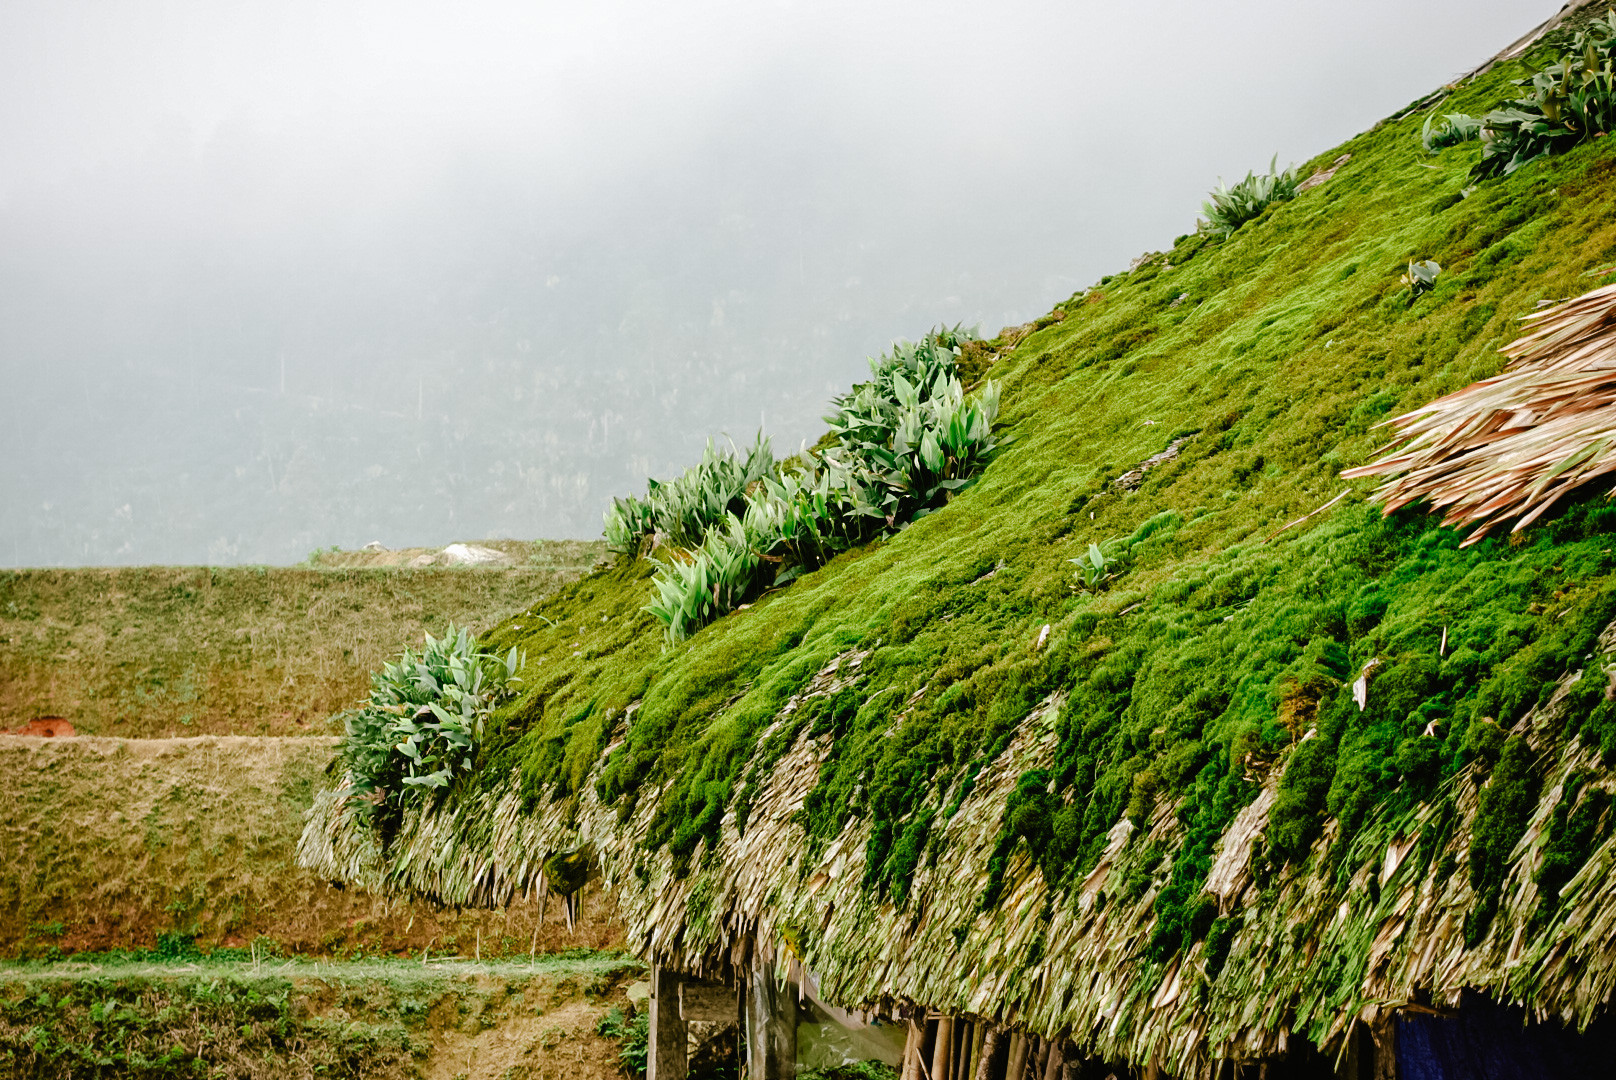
[1344,284,1616,544]
[300,640,1616,1078]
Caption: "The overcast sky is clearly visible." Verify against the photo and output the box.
[0,0,1555,566]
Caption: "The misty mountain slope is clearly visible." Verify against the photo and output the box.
[305,16,1616,1074]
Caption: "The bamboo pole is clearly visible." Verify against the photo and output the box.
[967,1022,984,1080]
[918,1019,937,1080]
[931,1017,954,1080]
[974,1028,1002,1080]
[1040,1040,1063,1080]
[1004,1033,1028,1080]
[901,1017,923,1080]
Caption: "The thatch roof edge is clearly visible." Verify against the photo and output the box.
[300,643,1616,1077]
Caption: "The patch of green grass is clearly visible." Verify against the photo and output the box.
[0,953,645,1080]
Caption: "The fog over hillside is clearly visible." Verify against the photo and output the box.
[0,0,1551,566]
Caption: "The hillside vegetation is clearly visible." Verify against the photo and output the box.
[0,954,644,1080]
[0,540,603,738]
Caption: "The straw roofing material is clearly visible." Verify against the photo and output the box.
[300,639,1616,1077]
[1345,283,1616,543]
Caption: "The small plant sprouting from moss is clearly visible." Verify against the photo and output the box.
[1401,259,1442,298]
[1421,112,1482,153]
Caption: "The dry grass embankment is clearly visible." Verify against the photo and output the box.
[0,540,605,738]
[0,734,624,958]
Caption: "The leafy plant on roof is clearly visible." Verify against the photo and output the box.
[823,350,1002,528]
[1421,112,1482,153]
[336,624,523,827]
[1071,538,1129,591]
[1472,13,1616,179]
[1199,156,1300,239]
[640,326,1002,642]
[604,434,776,556]
[646,515,763,643]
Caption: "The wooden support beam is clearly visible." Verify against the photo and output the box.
[1004,1032,1028,1080]
[967,1022,985,1080]
[974,1027,1003,1080]
[745,951,797,1080]
[932,1017,955,1080]
[680,981,737,1022]
[1040,1039,1063,1080]
[649,964,688,1080]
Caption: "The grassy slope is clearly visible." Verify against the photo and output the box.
[0,540,603,738]
[1,735,625,957]
[0,954,644,1080]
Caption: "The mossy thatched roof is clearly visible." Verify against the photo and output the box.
[302,4,1616,1073]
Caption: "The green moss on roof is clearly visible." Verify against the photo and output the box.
[305,20,1616,1074]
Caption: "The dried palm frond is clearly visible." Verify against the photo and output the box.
[1343,283,1616,544]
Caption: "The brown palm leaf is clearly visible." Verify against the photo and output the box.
[1342,283,1616,545]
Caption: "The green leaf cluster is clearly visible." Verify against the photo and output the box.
[821,325,1002,527]
[596,1005,650,1075]
[1199,155,1300,238]
[1421,112,1482,153]
[640,326,1002,642]
[1472,13,1616,179]
[337,624,524,828]
[603,435,776,556]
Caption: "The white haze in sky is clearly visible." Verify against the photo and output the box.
[0,0,1556,565]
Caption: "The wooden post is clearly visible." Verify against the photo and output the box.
[968,1022,986,1080]
[974,1028,1003,1080]
[1370,1012,1396,1080]
[746,950,797,1080]
[1040,1039,1063,1080]
[932,1017,955,1080]
[902,1017,924,1080]
[1004,1032,1028,1080]
[649,964,688,1080]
